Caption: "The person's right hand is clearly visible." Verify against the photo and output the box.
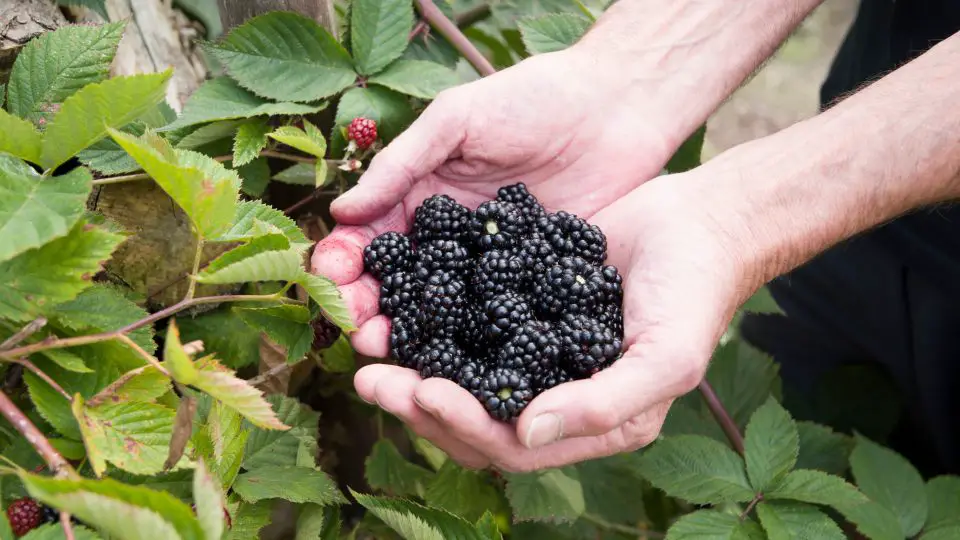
[312,46,692,353]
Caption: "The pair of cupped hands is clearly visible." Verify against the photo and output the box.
[312,50,754,472]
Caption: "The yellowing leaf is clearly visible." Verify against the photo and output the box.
[163,320,200,384]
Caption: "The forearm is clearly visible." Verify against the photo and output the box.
[698,32,960,294]
[569,0,825,147]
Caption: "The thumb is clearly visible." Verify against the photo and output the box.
[331,92,467,225]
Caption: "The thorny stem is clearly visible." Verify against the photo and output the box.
[260,149,317,164]
[0,390,76,479]
[16,359,70,400]
[581,513,664,539]
[698,380,745,455]
[185,234,205,301]
[408,19,429,41]
[740,494,764,520]
[247,359,303,387]
[283,188,342,215]
[0,318,48,351]
[414,0,496,77]
[60,513,76,540]
[0,293,293,360]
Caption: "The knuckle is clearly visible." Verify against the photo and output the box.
[581,395,621,434]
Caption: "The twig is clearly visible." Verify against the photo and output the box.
[284,189,324,215]
[0,318,47,351]
[0,294,292,360]
[60,512,76,540]
[581,513,664,539]
[414,0,496,77]
[0,390,75,478]
[260,150,316,164]
[16,359,70,400]
[740,494,763,520]
[698,380,745,455]
[91,173,150,186]
[116,335,166,378]
[455,4,491,28]
[409,19,429,41]
[247,360,302,387]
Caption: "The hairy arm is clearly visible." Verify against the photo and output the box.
[691,32,960,294]
[570,0,827,148]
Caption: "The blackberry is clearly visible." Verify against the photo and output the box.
[416,337,466,379]
[533,256,605,317]
[477,367,534,421]
[499,321,560,378]
[496,183,545,227]
[412,239,472,281]
[311,317,342,350]
[458,306,486,352]
[600,265,624,306]
[597,305,625,337]
[532,365,573,394]
[390,307,423,369]
[558,314,623,377]
[457,360,486,397]
[379,271,422,317]
[469,200,525,251]
[471,249,526,300]
[517,233,558,281]
[363,231,413,280]
[6,497,41,536]
[41,504,58,524]
[422,271,468,336]
[482,292,532,342]
[413,194,471,244]
[537,211,607,265]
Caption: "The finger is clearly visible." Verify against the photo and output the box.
[337,274,384,329]
[331,92,467,224]
[311,205,410,284]
[350,315,390,358]
[355,364,491,469]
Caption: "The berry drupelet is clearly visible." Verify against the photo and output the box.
[558,313,623,377]
[413,194,471,244]
[537,211,607,265]
[379,270,422,317]
[412,239,472,281]
[497,182,545,227]
[499,321,561,379]
[347,117,378,149]
[417,337,466,379]
[533,256,606,317]
[478,367,534,421]
[471,249,526,300]
[481,291,533,342]
[469,200,525,251]
[422,271,468,336]
[363,231,413,280]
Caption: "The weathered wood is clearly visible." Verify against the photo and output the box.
[217,0,337,35]
[0,0,67,84]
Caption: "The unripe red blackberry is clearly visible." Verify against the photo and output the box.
[6,497,42,536]
[347,117,378,149]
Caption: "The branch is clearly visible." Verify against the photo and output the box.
[455,4,491,28]
[581,513,664,539]
[184,235,205,301]
[414,0,496,77]
[0,318,47,351]
[0,390,75,478]
[16,359,70,400]
[247,358,304,388]
[60,512,76,540]
[740,493,763,520]
[698,380,745,455]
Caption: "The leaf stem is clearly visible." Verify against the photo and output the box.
[455,4,491,28]
[91,172,150,186]
[116,334,170,377]
[698,380,745,455]
[260,149,316,164]
[60,512,76,540]
[15,358,71,400]
[185,235,205,301]
[0,293,290,360]
[581,513,664,539]
[0,390,76,479]
[414,0,496,77]
[247,359,302,388]
[0,318,48,351]
[740,493,763,520]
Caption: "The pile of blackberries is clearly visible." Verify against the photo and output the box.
[363,184,624,421]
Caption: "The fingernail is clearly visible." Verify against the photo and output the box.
[413,393,434,414]
[524,413,563,449]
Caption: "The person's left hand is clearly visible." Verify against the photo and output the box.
[346,174,753,472]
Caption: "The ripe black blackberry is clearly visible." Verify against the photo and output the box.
[499,321,560,379]
[390,307,422,369]
[422,271,468,336]
[471,249,526,300]
[600,264,624,305]
[537,211,607,265]
[532,365,573,394]
[363,231,413,280]
[477,367,534,421]
[533,256,606,317]
[379,271,422,317]
[469,200,525,251]
[413,194,471,244]
[457,360,486,397]
[458,306,486,352]
[497,183,545,227]
[482,292,532,342]
[417,337,466,379]
[597,305,625,337]
[517,233,558,281]
[558,313,623,377]
[311,317,342,350]
[412,239,472,281]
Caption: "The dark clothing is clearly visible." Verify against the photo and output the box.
[741,0,960,475]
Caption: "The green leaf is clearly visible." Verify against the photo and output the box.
[236,304,314,363]
[243,395,318,470]
[335,86,415,142]
[320,334,355,372]
[233,466,345,505]
[94,366,170,404]
[350,0,414,75]
[196,248,304,284]
[237,156,271,197]
[926,476,960,530]
[109,130,240,239]
[0,110,42,163]
[37,347,91,374]
[665,509,764,540]
[577,454,647,525]
[744,397,798,491]
[297,273,357,333]
[0,157,92,263]
[352,492,489,540]
[233,119,271,167]
[765,469,867,510]
[193,460,226,540]
[741,286,783,315]
[19,523,102,539]
[518,14,590,55]
[0,220,124,322]
[177,307,261,369]
[839,500,903,540]
[8,22,124,124]
[175,0,223,38]
[193,402,248,490]
[273,163,319,186]
[706,339,781,429]
[40,72,171,171]
[425,461,502,523]
[295,504,327,540]
[164,320,200,384]
[475,512,503,540]
[217,200,310,246]
[503,467,585,523]
[757,502,845,540]
[795,421,853,476]
[923,526,960,540]
[364,439,433,498]
[850,433,927,537]
[76,122,146,175]
[0,513,11,540]
[225,501,273,540]
[19,472,204,540]
[665,125,706,173]
[164,77,325,131]
[661,400,728,442]
[268,120,327,158]
[637,435,755,505]
[209,12,355,103]
[56,0,109,19]
[73,398,179,477]
[49,284,155,354]
[369,59,459,100]
[201,233,291,277]
[173,120,245,150]
[24,370,81,438]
